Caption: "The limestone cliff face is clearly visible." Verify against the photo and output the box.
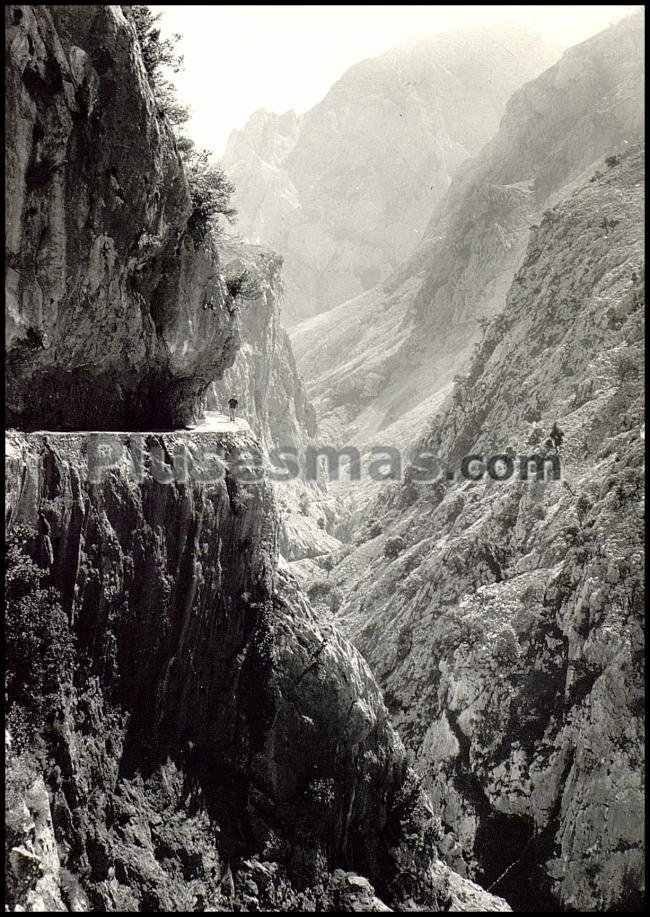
[5,4,239,431]
[223,28,558,326]
[205,242,316,453]
[328,148,645,910]
[5,429,510,912]
[202,242,343,568]
[6,772,70,911]
[292,12,644,460]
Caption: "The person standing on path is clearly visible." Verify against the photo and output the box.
[228,396,238,423]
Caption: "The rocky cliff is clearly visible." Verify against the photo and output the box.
[327,146,645,910]
[5,429,510,912]
[223,28,557,326]
[205,242,316,453]
[292,12,644,464]
[201,241,345,568]
[6,4,240,431]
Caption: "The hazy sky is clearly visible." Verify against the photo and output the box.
[151,4,641,157]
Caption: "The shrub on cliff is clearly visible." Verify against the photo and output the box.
[319,554,334,572]
[124,6,183,89]
[184,149,237,245]
[125,6,238,243]
[225,269,263,302]
[5,527,75,746]
[613,349,640,384]
[307,580,333,602]
[549,421,564,450]
[491,312,512,340]
[384,536,406,558]
[124,6,190,128]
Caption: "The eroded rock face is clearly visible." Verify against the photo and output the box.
[223,27,558,327]
[5,429,511,911]
[205,242,316,453]
[330,148,645,910]
[202,242,345,567]
[5,5,239,430]
[5,774,68,911]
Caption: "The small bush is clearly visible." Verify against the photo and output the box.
[225,268,262,302]
[491,313,512,339]
[522,404,542,423]
[307,580,332,602]
[613,350,640,384]
[384,536,406,558]
[5,527,75,741]
[605,154,620,168]
[305,777,336,811]
[575,493,592,524]
[329,588,344,615]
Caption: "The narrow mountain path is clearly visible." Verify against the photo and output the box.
[186,410,251,434]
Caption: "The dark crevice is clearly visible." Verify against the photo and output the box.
[446,706,562,910]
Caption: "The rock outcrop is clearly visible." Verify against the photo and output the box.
[223,27,558,326]
[5,5,239,430]
[5,428,510,912]
[205,241,316,453]
[292,12,644,465]
[201,240,344,567]
[5,771,69,912]
[329,146,645,910]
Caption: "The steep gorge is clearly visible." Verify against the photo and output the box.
[327,146,645,911]
[6,428,463,911]
[4,5,512,912]
[4,5,645,914]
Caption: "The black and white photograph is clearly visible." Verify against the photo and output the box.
[4,3,645,911]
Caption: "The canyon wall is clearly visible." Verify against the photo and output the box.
[5,429,509,912]
[203,241,342,568]
[6,4,239,431]
[205,242,316,453]
[327,146,645,910]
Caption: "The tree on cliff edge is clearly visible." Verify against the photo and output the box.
[124,6,237,244]
[123,6,183,89]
